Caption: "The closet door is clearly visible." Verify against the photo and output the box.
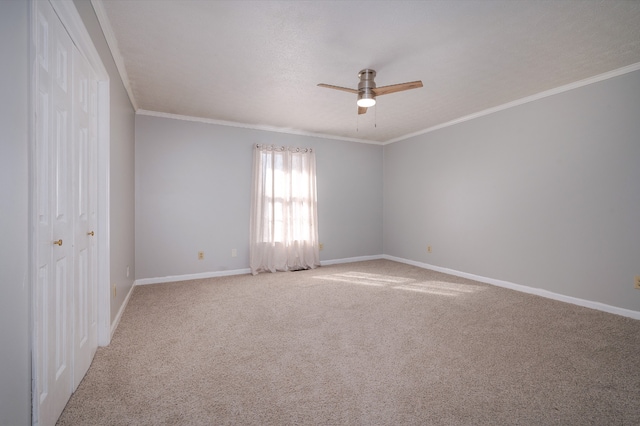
[34,1,74,423]
[34,2,100,424]
[72,43,99,389]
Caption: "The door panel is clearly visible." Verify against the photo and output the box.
[54,256,69,379]
[35,7,52,410]
[72,42,99,389]
[54,107,68,220]
[36,264,49,405]
[34,1,84,424]
[50,5,73,417]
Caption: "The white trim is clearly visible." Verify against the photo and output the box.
[110,280,134,338]
[50,0,108,80]
[133,256,387,286]
[385,61,640,145]
[90,0,137,110]
[137,109,382,145]
[96,81,111,346]
[320,255,383,266]
[383,255,640,320]
[28,1,37,422]
[135,268,252,286]
[128,254,640,319]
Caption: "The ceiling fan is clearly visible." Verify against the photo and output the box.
[318,69,423,115]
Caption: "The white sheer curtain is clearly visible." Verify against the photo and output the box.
[250,144,320,275]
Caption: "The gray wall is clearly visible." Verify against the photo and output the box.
[0,2,30,424]
[74,0,136,321]
[384,69,640,312]
[135,115,383,279]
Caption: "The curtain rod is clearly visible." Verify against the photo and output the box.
[255,144,313,153]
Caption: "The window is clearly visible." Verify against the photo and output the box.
[249,144,320,274]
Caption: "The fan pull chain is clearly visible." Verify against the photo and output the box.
[375,106,377,128]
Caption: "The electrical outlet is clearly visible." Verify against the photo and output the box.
[231,249,237,257]
[319,243,324,251]
[427,245,432,253]
[198,251,204,260]
[635,276,640,290]
[126,265,130,278]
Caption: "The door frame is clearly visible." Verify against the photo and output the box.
[29,2,111,416]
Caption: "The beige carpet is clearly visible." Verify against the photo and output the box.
[57,259,640,425]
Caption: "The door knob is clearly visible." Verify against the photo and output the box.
[87,231,95,236]
[53,239,63,246]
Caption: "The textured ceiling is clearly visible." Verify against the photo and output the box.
[93,0,640,143]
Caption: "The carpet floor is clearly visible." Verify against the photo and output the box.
[57,259,640,425]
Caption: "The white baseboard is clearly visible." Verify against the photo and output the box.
[133,257,384,286]
[110,282,135,339]
[321,255,383,266]
[135,268,252,286]
[128,255,639,320]
[383,255,640,320]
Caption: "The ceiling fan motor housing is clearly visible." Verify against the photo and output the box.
[357,69,377,106]
[358,69,377,93]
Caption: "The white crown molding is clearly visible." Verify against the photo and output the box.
[90,0,138,110]
[139,61,640,146]
[385,61,640,145]
[383,255,640,320]
[136,109,383,145]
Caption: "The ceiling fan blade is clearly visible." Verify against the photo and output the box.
[358,106,368,115]
[372,80,423,96]
[317,83,359,94]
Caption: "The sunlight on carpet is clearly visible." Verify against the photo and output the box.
[313,271,485,296]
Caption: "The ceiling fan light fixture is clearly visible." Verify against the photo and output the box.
[318,69,422,115]
[357,92,376,108]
